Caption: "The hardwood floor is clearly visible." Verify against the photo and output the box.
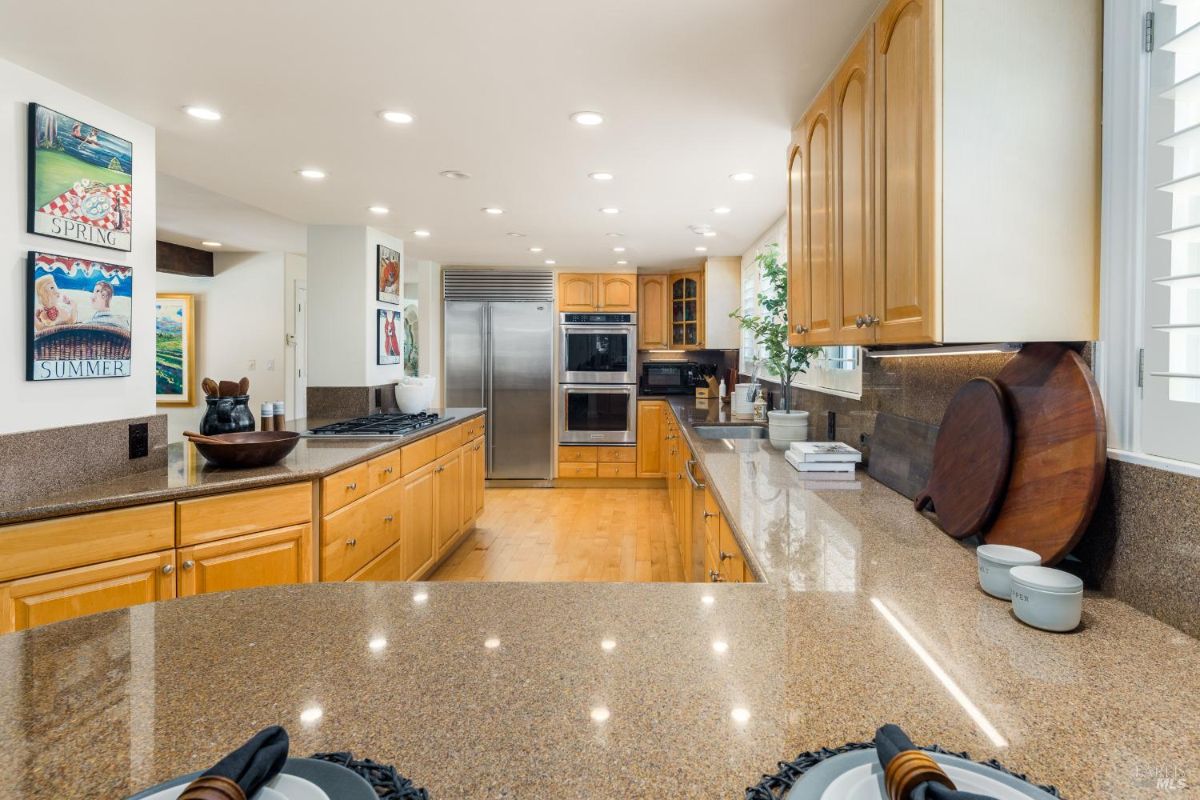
[428,487,685,582]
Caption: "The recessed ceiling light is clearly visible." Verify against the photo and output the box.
[605,232,624,238]
[545,259,557,265]
[600,207,620,215]
[183,106,221,121]
[297,168,326,180]
[612,246,626,253]
[440,170,471,180]
[730,172,755,182]
[379,110,414,124]
[413,229,431,238]
[482,207,504,215]
[571,111,604,126]
[368,205,389,215]
[506,232,526,238]
[201,241,222,247]
[529,246,544,253]
[702,231,717,238]
[695,246,708,252]
[589,172,614,181]
[713,207,732,215]
[616,260,628,265]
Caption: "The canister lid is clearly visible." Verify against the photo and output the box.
[1009,565,1083,594]
[976,544,1041,566]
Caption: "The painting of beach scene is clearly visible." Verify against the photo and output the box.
[377,245,401,305]
[156,294,195,404]
[27,251,132,381]
[28,103,133,251]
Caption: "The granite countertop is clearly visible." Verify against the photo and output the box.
[0,399,1197,799]
[0,408,485,525]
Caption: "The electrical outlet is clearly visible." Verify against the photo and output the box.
[128,422,149,459]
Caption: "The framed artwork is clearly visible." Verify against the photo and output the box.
[155,294,195,405]
[28,104,133,252]
[401,300,419,376]
[377,309,401,365]
[377,244,400,305]
[27,251,132,381]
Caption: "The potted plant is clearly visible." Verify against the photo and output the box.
[730,243,822,449]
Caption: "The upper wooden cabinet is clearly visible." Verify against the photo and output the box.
[669,271,704,349]
[788,0,1100,346]
[637,275,670,349]
[558,273,636,312]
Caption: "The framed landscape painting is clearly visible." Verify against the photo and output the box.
[27,251,132,381]
[377,245,401,305]
[377,309,401,365]
[155,294,195,405]
[28,104,133,252]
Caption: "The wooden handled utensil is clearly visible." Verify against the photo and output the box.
[201,378,218,397]
[218,380,239,397]
[238,376,250,395]
[183,431,227,445]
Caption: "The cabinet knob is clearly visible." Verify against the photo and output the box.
[719,551,733,561]
[347,482,358,490]
[384,466,393,474]
[346,537,357,547]
[866,315,880,327]
[795,324,809,334]
[709,570,725,583]
[435,465,445,473]
[703,511,718,519]
[384,515,394,523]
[182,560,195,570]
[855,315,866,329]
[161,564,174,575]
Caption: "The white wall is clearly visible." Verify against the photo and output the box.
[157,252,288,440]
[283,253,307,418]
[0,57,156,434]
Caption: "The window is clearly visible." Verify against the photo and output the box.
[1144,0,1200,463]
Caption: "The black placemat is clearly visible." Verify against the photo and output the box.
[744,742,1063,800]
[311,751,429,800]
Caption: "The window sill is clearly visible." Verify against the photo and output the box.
[1108,449,1200,479]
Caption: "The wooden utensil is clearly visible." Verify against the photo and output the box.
[984,343,1106,565]
[238,376,250,395]
[866,413,939,500]
[183,431,228,445]
[218,380,239,397]
[201,378,218,397]
[914,378,1014,539]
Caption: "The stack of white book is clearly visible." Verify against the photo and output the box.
[784,441,862,476]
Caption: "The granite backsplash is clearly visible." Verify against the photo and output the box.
[746,347,1200,638]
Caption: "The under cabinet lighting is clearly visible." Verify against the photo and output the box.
[865,343,1023,358]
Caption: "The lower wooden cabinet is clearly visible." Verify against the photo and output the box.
[636,400,667,477]
[0,550,176,633]
[348,539,405,582]
[178,524,312,597]
[718,516,747,583]
[462,436,485,528]
[435,449,464,556]
[402,461,438,579]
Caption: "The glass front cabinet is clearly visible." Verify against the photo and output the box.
[669,271,704,349]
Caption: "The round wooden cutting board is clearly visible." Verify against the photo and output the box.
[983,343,1107,565]
[914,378,1014,539]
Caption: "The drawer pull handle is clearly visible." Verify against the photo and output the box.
[719,551,733,561]
[436,466,445,473]
[161,564,174,575]
[347,482,358,490]
[384,515,394,523]
[347,538,358,547]
[384,466,394,474]
[182,560,195,570]
[703,511,718,519]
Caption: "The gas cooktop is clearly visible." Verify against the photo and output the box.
[305,412,452,437]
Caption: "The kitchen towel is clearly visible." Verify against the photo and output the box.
[180,725,289,800]
[875,724,995,800]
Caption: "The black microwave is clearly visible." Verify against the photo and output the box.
[641,361,701,395]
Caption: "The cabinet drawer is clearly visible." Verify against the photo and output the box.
[321,481,403,581]
[320,462,370,515]
[462,416,485,441]
[400,436,438,475]
[177,483,311,546]
[0,550,176,633]
[0,503,174,582]
[435,425,465,457]
[597,462,637,478]
[597,446,636,463]
[558,446,598,463]
[347,539,405,582]
[367,449,403,492]
[559,462,598,478]
[177,524,312,597]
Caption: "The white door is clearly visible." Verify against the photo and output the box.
[294,283,307,419]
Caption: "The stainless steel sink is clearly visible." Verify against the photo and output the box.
[692,425,769,440]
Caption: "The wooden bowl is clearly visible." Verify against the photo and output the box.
[190,431,300,469]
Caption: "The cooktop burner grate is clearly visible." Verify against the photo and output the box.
[307,412,449,436]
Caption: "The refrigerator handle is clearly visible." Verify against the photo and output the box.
[485,304,494,474]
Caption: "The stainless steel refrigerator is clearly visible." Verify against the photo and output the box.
[444,271,554,481]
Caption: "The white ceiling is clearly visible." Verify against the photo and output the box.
[0,0,877,268]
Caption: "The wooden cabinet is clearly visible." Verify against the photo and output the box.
[702,489,721,582]
[557,444,639,480]
[471,436,486,518]
[401,462,437,579]
[178,524,312,597]
[320,479,403,582]
[558,273,636,312]
[636,400,666,478]
[669,272,704,349]
[786,0,1099,345]
[637,275,670,349]
[321,461,370,515]
[0,550,176,634]
[348,540,405,582]
[434,450,464,556]
[598,274,637,311]
[177,483,310,546]
[718,516,747,583]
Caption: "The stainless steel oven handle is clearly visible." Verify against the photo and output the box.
[684,459,705,489]
[562,386,634,395]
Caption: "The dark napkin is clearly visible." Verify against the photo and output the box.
[197,725,289,798]
[875,724,996,800]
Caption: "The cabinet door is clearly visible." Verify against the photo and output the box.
[474,435,486,517]
[786,135,809,347]
[669,272,704,349]
[598,274,637,311]
[558,273,599,312]
[435,450,464,557]
[637,275,670,349]
[718,516,746,583]
[635,400,666,478]
[402,462,438,579]
[874,0,936,344]
[835,28,877,345]
[178,524,312,597]
[460,444,477,531]
[801,86,838,345]
[703,489,721,582]
[0,550,176,633]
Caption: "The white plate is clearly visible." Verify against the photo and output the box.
[822,761,1036,800]
[138,773,329,800]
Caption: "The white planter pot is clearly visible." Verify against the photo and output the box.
[767,410,809,450]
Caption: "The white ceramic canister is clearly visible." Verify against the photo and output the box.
[767,409,809,450]
[732,383,756,417]
[976,544,1041,599]
[1009,565,1083,632]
